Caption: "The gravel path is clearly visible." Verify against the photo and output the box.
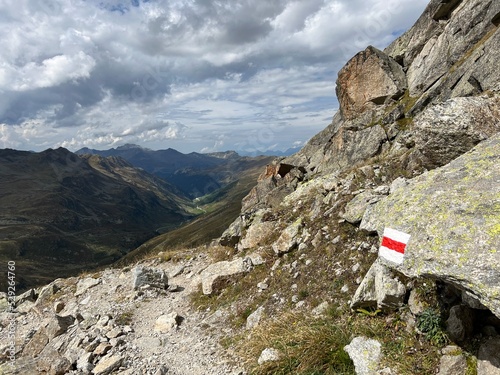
[2,251,245,375]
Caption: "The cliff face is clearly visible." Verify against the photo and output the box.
[284,0,500,175]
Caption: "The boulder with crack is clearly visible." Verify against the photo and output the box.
[350,258,406,311]
[200,257,253,295]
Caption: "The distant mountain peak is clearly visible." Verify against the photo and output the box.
[116,143,145,150]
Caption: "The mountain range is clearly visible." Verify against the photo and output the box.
[0,146,272,290]
[76,144,274,199]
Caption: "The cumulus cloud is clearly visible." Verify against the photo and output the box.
[0,0,429,153]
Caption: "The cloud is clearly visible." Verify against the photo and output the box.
[0,0,429,153]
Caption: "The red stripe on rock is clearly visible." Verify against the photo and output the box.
[381,237,406,254]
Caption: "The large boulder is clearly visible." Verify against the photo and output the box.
[336,46,407,121]
[238,210,276,251]
[361,134,500,317]
[132,266,168,290]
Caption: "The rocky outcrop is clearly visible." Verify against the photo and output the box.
[285,0,500,177]
[241,162,306,212]
[336,46,406,121]
[388,0,500,99]
[361,134,500,317]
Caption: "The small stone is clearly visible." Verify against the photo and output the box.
[437,354,467,375]
[53,301,65,313]
[344,336,382,375]
[132,266,168,290]
[258,348,280,365]
[75,277,101,297]
[109,337,125,347]
[167,284,181,292]
[169,265,185,278]
[106,327,123,339]
[94,342,112,356]
[93,354,123,375]
[271,259,281,271]
[76,352,94,372]
[80,295,91,305]
[298,243,307,252]
[341,285,349,293]
[312,302,329,317]
[97,315,111,327]
[246,306,264,330]
[154,312,181,333]
[257,282,269,291]
[154,365,169,375]
[305,259,312,266]
[246,253,265,266]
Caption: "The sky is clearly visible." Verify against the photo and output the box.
[0,0,429,154]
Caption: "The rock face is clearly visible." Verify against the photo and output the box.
[412,96,500,169]
[361,134,500,317]
[285,0,500,177]
[337,46,407,120]
[392,0,500,99]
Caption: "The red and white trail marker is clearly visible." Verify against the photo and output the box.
[379,227,411,265]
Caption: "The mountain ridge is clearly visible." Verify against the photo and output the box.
[76,145,274,199]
